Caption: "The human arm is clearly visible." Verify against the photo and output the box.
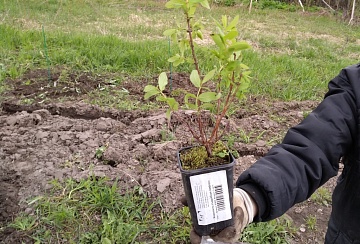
[237,64,360,221]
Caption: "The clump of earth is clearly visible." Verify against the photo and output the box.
[0,68,339,243]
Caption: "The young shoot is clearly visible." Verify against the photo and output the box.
[144,0,251,157]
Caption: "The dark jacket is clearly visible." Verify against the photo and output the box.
[237,63,360,244]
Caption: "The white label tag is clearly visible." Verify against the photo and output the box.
[190,170,232,225]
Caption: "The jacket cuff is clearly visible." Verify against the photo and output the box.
[237,183,269,222]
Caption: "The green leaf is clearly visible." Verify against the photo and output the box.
[211,34,225,49]
[235,89,246,100]
[224,30,238,41]
[239,80,250,91]
[144,84,157,92]
[144,85,160,99]
[173,57,185,66]
[212,17,222,30]
[202,69,216,84]
[226,15,239,30]
[158,72,168,91]
[165,0,185,9]
[186,103,198,110]
[200,0,210,9]
[198,92,220,102]
[196,30,203,40]
[156,96,167,102]
[190,70,201,88]
[168,54,180,63]
[167,97,179,110]
[200,102,215,111]
[210,49,220,58]
[225,61,240,71]
[228,42,251,52]
[216,26,225,37]
[240,63,250,70]
[163,29,177,36]
[222,15,227,28]
[188,6,196,17]
[102,238,112,244]
[242,70,252,76]
[179,40,187,55]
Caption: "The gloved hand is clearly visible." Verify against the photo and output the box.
[181,188,258,244]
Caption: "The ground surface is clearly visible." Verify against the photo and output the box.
[0,68,339,243]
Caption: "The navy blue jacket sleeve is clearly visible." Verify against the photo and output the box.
[236,64,360,221]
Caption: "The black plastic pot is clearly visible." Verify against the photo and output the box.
[177,146,235,236]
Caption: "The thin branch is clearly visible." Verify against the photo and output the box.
[208,83,234,144]
[349,0,356,25]
[298,0,305,12]
[321,0,335,11]
[186,14,200,75]
[174,112,203,144]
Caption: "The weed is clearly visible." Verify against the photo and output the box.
[238,129,266,144]
[87,88,158,111]
[8,215,37,231]
[303,110,312,119]
[305,215,317,230]
[19,98,35,105]
[9,177,192,243]
[223,133,240,158]
[310,187,332,207]
[160,126,176,141]
[241,215,296,243]
[95,144,108,159]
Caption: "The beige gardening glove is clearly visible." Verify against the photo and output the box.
[182,188,258,244]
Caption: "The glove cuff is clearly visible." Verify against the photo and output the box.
[234,188,255,225]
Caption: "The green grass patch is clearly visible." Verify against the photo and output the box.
[8,176,191,243]
[86,87,160,111]
[1,0,360,102]
[8,176,298,243]
[241,215,296,244]
[310,187,332,207]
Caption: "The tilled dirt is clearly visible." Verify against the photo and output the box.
[0,69,338,243]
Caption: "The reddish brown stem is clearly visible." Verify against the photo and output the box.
[185,12,209,153]
[185,13,200,75]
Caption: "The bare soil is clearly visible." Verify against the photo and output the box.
[0,68,338,243]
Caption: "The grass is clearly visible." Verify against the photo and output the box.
[8,176,296,243]
[241,215,296,244]
[8,176,191,244]
[1,0,359,102]
[310,187,332,207]
[305,215,317,231]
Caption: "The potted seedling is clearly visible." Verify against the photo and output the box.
[144,0,251,236]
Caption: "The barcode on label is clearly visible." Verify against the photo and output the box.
[214,185,225,212]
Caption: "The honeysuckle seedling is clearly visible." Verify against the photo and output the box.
[144,0,252,157]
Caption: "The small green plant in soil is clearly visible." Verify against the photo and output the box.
[305,215,317,230]
[144,0,251,170]
[310,187,332,207]
[241,215,296,244]
[95,144,108,159]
